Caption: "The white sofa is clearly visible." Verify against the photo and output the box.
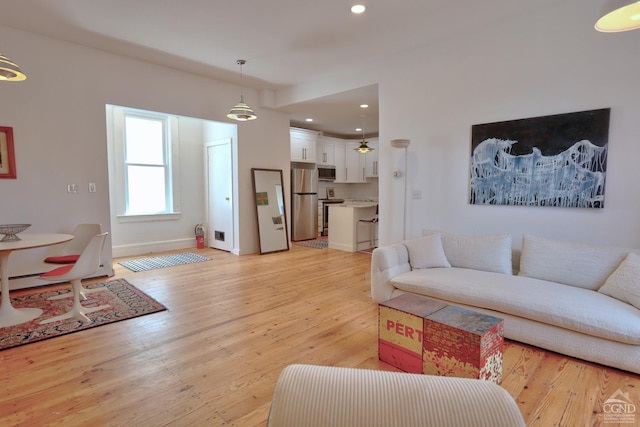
[371,232,640,375]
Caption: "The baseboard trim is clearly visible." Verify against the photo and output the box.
[112,238,199,258]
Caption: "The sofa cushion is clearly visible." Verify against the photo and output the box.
[599,252,640,310]
[518,234,630,291]
[404,234,451,269]
[430,231,512,275]
[390,268,640,345]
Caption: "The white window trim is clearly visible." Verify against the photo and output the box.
[111,106,181,221]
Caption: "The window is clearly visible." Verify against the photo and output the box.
[108,106,180,221]
[124,114,171,214]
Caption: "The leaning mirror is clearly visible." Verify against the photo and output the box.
[251,168,290,254]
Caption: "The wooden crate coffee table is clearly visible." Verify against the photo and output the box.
[378,293,504,383]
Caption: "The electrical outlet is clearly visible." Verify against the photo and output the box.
[67,184,78,193]
[89,183,97,193]
[412,190,422,199]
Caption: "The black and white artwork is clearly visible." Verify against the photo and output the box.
[470,108,610,208]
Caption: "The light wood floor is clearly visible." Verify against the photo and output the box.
[1,245,639,426]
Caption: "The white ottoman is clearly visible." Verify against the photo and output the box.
[267,364,525,427]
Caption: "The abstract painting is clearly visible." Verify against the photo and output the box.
[470,108,610,208]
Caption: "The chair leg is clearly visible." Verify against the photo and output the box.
[40,279,110,325]
[47,285,107,301]
[370,223,375,248]
[357,222,377,254]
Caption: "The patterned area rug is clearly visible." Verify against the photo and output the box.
[0,279,166,351]
[119,252,210,272]
[295,239,328,249]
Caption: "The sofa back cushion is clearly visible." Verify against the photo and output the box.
[518,234,631,290]
[424,231,513,275]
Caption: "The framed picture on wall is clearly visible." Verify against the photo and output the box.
[469,108,610,208]
[0,126,17,179]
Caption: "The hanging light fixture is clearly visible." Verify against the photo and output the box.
[0,53,27,82]
[227,59,257,121]
[354,115,374,154]
[595,0,640,32]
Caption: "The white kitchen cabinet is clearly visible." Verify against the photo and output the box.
[334,145,346,182]
[290,128,318,163]
[334,142,366,183]
[316,136,336,166]
[364,139,379,178]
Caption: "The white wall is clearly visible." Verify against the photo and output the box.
[378,2,640,250]
[4,0,638,275]
[0,24,291,280]
[237,109,291,254]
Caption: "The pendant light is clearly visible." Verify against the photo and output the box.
[595,0,640,32]
[354,115,374,154]
[227,59,257,121]
[0,53,27,82]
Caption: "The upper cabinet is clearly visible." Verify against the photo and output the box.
[290,129,377,183]
[364,138,379,178]
[290,128,319,163]
[335,142,366,183]
[316,136,336,166]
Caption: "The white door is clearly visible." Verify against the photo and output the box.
[206,139,233,252]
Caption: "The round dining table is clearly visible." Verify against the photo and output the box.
[0,233,73,328]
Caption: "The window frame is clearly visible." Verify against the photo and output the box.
[112,107,181,222]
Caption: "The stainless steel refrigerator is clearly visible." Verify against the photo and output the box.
[291,165,318,241]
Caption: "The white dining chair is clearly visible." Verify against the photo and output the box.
[39,232,110,324]
[45,224,106,301]
[44,223,101,264]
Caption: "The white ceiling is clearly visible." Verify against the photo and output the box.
[0,0,559,137]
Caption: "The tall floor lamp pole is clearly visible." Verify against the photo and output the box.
[391,139,410,240]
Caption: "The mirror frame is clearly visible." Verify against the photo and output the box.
[251,168,290,254]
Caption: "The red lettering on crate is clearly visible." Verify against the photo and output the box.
[386,320,424,342]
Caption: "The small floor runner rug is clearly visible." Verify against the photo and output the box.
[119,252,210,272]
[0,279,166,351]
[295,239,328,249]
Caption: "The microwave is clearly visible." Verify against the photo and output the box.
[318,166,336,181]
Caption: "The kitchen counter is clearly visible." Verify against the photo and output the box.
[341,199,378,207]
[328,204,377,252]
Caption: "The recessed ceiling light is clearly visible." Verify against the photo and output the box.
[360,104,369,109]
[351,4,366,14]
[305,118,313,122]
[355,127,363,132]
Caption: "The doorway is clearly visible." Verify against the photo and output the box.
[106,104,237,257]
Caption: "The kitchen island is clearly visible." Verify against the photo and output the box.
[328,202,377,252]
